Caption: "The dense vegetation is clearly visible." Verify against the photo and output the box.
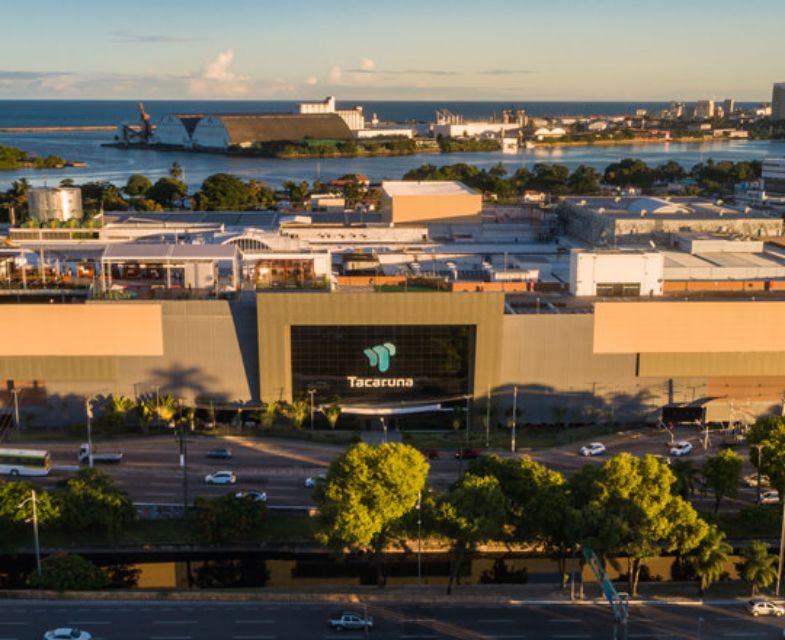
[237,137,419,159]
[0,144,67,171]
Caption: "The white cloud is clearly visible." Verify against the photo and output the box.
[328,65,343,83]
[360,58,375,71]
[188,49,250,97]
[305,75,318,86]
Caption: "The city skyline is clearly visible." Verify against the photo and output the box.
[0,0,783,101]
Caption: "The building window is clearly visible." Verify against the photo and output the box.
[596,283,641,297]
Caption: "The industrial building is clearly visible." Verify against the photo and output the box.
[4,189,785,428]
[380,181,483,225]
[28,187,83,223]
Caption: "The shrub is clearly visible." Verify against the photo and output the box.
[30,554,107,591]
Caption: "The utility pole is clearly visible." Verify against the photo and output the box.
[10,388,20,431]
[485,384,491,449]
[511,385,518,454]
[777,502,785,596]
[308,388,316,432]
[180,421,188,514]
[85,397,94,469]
[18,489,42,577]
[465,395,471,443]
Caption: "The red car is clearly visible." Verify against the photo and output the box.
[455,448,481,460]
[421,448,440,460]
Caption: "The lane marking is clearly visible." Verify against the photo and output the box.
[235,620,274,624]
[478,619,514,623]
[0,624,27,626]
[153,621,197,624]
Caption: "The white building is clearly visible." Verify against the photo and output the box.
[298,96,365,131]
[355,127,416,139]
[28,187,83,222]
[773,83,785,121]
[532,127,566,140]
[432,121,520,139]
[569,249,664,297]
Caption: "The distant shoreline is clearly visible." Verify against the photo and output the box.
[0,126,115,133]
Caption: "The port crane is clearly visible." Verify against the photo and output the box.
[117,102,154,144]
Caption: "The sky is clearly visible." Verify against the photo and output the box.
[0,0,783,101]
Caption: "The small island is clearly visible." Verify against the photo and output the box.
[0,144,83,171]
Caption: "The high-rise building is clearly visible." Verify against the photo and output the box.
[694,100,715,119]
[722,98,735,115]
[773,83,785,121]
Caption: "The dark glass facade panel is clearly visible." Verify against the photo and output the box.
[291,325,475,402]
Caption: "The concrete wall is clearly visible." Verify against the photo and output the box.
[0,299,257,423]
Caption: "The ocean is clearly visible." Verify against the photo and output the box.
[0,100,781,190]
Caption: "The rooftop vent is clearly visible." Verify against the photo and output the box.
[614,196,622,203]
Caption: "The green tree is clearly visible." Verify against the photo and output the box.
[670,459,700,499]
[259,402,279,429]
[193,494,267,544]
[283,180,310,206]
[196,173,256,210]
[435,474,506,594]
[747,417,785,497]
[147,177,187,208]
[579,453,709,595]
[123,174,152,197]
[703,449,743,513]
[529,164,570,195]
[739,540,778,595]
[316,442,429,587]
[604,158,656,189]
[57,468,135,535]
[567,165,602,194]
[692,525,732,594]
[656,160,686,183]
[0,482,59,536]
[30,553,107,591]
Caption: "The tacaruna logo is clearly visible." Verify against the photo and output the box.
[363,342,396,373]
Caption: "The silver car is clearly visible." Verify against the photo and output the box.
[747,598,785,616]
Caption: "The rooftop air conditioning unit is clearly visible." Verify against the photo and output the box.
[614,196,622,203]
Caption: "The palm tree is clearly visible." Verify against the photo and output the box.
[155,394,180,427]
[259,402,278,429]
[137,402,155,434]
[671,459,700,499]
[100,394,136,428]
[739,540,778,596]
[169,161,184,181]
[693,526,732,594]
[323,401,342,430]
[284,398,309,430]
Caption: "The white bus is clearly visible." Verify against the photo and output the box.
[0,448,52,477]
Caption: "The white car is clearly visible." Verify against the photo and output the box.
[747,598,785,616]
[205,470,236,485]
[235,490,267,502]
[758,490,780,505]
[744,473,771,488]
[44,630,92,640]
[579,442,606,457]
[669,441,693,457]
[305,475,326,488]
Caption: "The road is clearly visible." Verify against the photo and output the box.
[6,598,785,640]
[8,426,763,510]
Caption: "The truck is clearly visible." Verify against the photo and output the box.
[78,443,123,464]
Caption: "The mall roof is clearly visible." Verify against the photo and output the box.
[382,181,479,197]
[102,243,237,261]
[562,196,778,220]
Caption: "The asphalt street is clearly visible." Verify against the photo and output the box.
[9,426,763,511]
[4,599,784,640]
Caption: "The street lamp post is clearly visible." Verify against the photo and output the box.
[485,384,491,449]
[464,395,471,443]
[85,397,94,469]
[416,490,422,585]
[308,388,316,432]
[752,444,764,504]
[380,416,387,444]
[510,385,518,454]
[18,489,41,577]
[10,388,20,431]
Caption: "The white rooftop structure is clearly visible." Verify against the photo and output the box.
[381,181,478,197]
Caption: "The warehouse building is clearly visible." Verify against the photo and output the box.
[153,113,204,148]
[191,113,354,149]
[380,181,483,225]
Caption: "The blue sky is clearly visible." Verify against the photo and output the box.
[1,0,783,100]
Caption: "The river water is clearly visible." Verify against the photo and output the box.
[1,130,785,192]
